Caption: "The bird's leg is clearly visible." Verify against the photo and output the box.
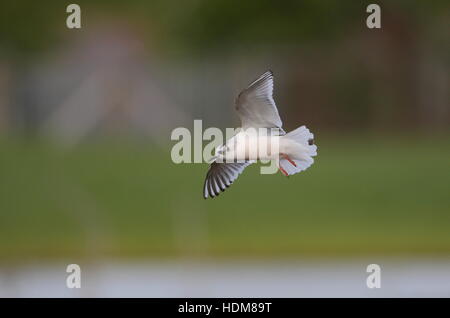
[280,153,297,167]
[279,166,289,176]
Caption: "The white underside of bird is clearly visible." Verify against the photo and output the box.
[203,70,317,199]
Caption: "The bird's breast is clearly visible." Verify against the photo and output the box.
[229,134,280,160]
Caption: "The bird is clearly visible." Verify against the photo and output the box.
[203,70,317,199]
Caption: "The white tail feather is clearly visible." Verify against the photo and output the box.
[279,125,317,176]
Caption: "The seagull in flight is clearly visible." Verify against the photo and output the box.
[203,70,317,199]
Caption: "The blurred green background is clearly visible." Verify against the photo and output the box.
[0,0,449,263]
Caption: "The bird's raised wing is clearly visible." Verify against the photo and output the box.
[235,70,284,131]
[203,161,254,199]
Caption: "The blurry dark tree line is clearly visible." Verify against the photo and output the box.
[0,0,448,136]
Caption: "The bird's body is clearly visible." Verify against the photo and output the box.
[217,130,310,162]
[203,71,317,199]
[218,130,280,162]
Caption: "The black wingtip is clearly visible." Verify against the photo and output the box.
[261,70,273,79]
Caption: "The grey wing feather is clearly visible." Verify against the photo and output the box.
[235,70,284,132]
[203,161,254,199]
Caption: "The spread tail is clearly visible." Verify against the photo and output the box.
[279,125,317,176]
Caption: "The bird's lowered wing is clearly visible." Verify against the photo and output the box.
[203,161,254,199]
[235,70,284,132]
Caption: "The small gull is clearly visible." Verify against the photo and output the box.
[203,71,317,199]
